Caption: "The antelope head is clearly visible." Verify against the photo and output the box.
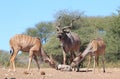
[56,16,80,41]
[70,53,83,67]
[70,40,93,68]
[44,55,57,68]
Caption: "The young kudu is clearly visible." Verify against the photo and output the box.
[9,34,56,72]
[56,16,81,71]
[71,38,106,72]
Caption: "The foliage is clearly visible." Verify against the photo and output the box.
[44,35,63,64]
[0,9,120,67]
[24,22,54,43]
[35,22,54,43]
[25,27,38,37]
[54,10,85,30]
[0,50,10,67]
[105,10,120,62]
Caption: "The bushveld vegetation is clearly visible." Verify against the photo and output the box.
[0,9,120,68]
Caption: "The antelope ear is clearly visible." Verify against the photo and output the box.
[44,58,49,63]
[44,60,49,63]
[65,30,70,33]
[56,26,60,31]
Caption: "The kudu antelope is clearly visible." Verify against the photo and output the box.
[56,17,81,71]
[71,38,106,72]
[9,34,56,72]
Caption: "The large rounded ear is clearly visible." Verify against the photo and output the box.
[56,26,60,32]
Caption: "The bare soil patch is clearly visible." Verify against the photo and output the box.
[0,68,120,79]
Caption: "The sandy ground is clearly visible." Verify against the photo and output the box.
[0,67,120,79]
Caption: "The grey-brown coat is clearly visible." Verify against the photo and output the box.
[56,17,81,67]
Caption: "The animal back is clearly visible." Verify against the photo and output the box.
[10,34,41,51]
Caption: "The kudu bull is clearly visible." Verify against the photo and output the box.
[56,17,81,71]
[9,34,56,72]
[71,38,106,72]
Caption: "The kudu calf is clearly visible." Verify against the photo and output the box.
[71,38,106,72]
[56,17,81,71]
[9,34,56,72]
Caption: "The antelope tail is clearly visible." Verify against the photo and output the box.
[10,47,14,56]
